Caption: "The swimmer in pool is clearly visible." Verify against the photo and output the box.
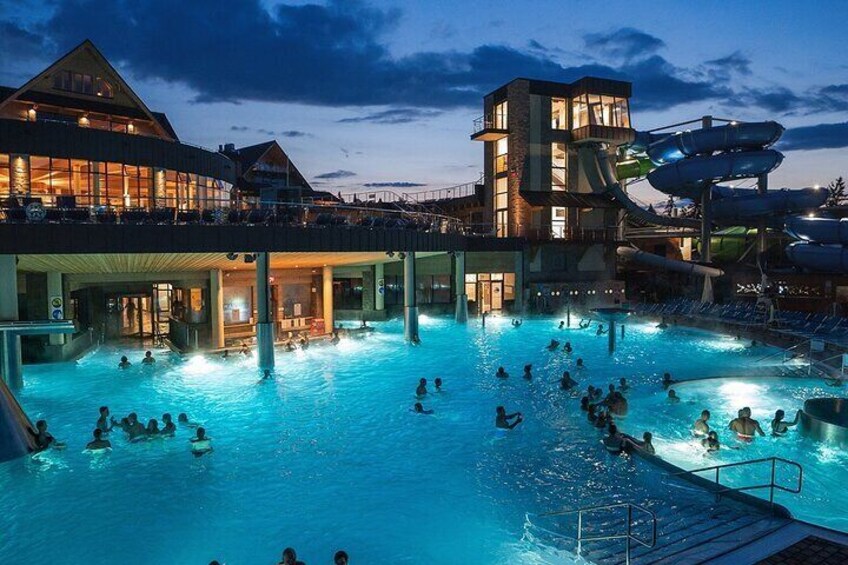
[279,547,306,565]
[31,419,65,451]
[496,366,509,379]
[261,369,274,380]
[579,319,591,329]
[558,321,565,330]
[604,384,617,404]
[434,377,443,392]
[747,340,758,348]
[412,402,434,415]
[559,371,577,390]
[96,406,112,434]
[160,413,176,436]
[334,550,349,565]
[330,332,341,345]
[580,396,590,411]
[523,364,532,380]
[618,377,629,393]
[123,413,146,440]
[178,413,200,428]
[702,431,721,452]
[512,319,522,328]
[694,410,711,436]
[240,343,252,356]
[603,424,624,454]
[662,372,674,389]
[285,340,296,352]
[118,355,131,369]
[221,349,230,360]
[729,407,765,440]
[667,389,681,403]
[596,324,607,336]
[640,432,655,454]
[145,419,160,438]
[771,409,802,436]
[607,392,628,416]
[190,427,213,457]
[575,358,585,370]
[300,336,309,350]
[546,339,560,351]
[656,318,668,330]
[141,351,155,365]
[416,378,428,396]
[587,404,598,423]
[86,428,112,451]
[563,342,573,354]
[495,406,523,429]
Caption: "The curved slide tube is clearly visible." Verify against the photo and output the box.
[0,377,38,463]
[578,145,700,229]
[784,217,848,273]
[785,216,848,244]
[711,187,827,224]
[647,121,784,165]
[786,242,848,272]
[617,246,724,277]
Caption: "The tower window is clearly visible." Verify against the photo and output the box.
[53,70,114,99]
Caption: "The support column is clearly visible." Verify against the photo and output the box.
[514,250,525,314]
[210,269,225,349]
[47,271,65,346]
[454,252,468,323]
[0,255,22,389]
[700,115,714,303]
[255,252,275,370]
[608,320,616,354]
[374,263,385,312]
[322,265,334,333]
[403,252,419,341]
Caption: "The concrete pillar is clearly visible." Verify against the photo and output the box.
[210,269,225,349]
[374,263,385,312]
[255,252,275,370]
[47,272,64,346]
[514,250,525,314]
[403,252,419,341]
[322,265,334,333]
[0,256,22,389]
[454,252,468,323]
[700,115,714,303]
[608,320,616,353]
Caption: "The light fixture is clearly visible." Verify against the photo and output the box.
[226,253,239,261]
[244,253,256,264]
[398,252,407,260]
[386,251,395,258]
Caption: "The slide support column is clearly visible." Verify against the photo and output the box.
[454,252,468,323]
[210,269,225,349]
[0,256,22,389]
[403,252,419,341]
[256,252,275,370]
[700,115,714,303]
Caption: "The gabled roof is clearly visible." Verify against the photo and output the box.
[227,140,313,192]
[0,39,176,141]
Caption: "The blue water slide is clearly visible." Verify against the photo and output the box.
[785,216,848,244]
[786,242,848,272]
[647,150,784,199]
[647,121,784,164]
[711,187,827,224]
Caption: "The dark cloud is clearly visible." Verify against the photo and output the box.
[230,126,250,132]
[738,86,804,114]
[779,122,848,151]
[338,108,442,124]
[702,51,752,81]
[314,170,356,179]
[583,27,665,60]
[734,84,848,116]
[0,21,48,60]
[362,182,426,188]
[229,126,309,138]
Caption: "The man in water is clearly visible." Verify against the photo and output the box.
[261,369,274,380]
[118,355,131,369]
[575,358,585,370]
[623,431,655,455]
[603,424,624,455]
[662,372,674,389]
[495,406,523,429]
[558,321,565,330]
[299,335,310,350]
[694,410,711,436]
[160,413,176,436]
[178,413,199,428]
[279,547,305,565]
[771,409,802,436]
[667,389,681,403]
[596,324,607,336]
[31,420,65,451]
[481,311,489,328]
[141,351,155,365]
[412,402,434,415]
[729,407,765,440]
[221,349,230,360]
[190,427,213,457]
[560,371,577,390]
[434,378,443,392]
[86,428,112,451]
[546,339,560,351]
[240,343,252,356]
[578,319,591,329]
[702,431,721,452]
[416,378,428,396]
[523,364,533,380]
[496,366,509,379]
[511,319,522,328]
[123,413,146,440]
[603,384,617,404]
[563,342,573,354]
[145,419,160,438]
[334,550,350,565]
[618,377,629,393]
[96,406,112,434]
[607,391,628,416]
[656,318,669,330]
[330,332,341,345]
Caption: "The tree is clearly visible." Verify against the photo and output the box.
[826,176,846,207]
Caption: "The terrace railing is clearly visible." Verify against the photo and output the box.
[528,502,657,565]
[672,457,803,508]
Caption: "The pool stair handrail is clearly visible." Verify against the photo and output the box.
[671,456,803,509]
[527,502,657,565]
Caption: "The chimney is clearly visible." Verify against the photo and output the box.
[224,143,236,152]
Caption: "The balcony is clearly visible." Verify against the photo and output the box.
[470,115,508,141]
[570,124,635,145]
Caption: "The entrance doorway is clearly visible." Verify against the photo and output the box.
[465,272,515,315]
[477,280,503,314]
[105,294,154,340]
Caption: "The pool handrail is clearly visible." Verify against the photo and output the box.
[671,456,803,506]
[529,502,657,565]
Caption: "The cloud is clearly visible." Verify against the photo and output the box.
[230,125,250,132]
[338,108,442,124]
[702,51,752,81]
[229,126,310,138]
[0,21,48,60]
[314,169,356,179]
[733,83,848,116]
[779,122,848,151]
[362,182,426,188]
[279,130,309,138]
[583,27,665,60]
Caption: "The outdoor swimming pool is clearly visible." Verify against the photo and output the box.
[623,375,848,532]
[0,317,836,563]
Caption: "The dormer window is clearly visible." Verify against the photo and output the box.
[52,70,114,99]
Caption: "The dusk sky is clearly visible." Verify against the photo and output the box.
[2,0,847,203]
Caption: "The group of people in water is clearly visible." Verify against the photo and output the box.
[208,547,349,565]
[690,405,803,451]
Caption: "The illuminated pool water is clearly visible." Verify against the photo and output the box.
[0,317,819,563]
[622,375,848,533]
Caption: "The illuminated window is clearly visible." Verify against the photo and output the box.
[495,137,508,174]
[53,70,113,99]
[495,177,508,237]
[551,98,567,129]
[572,94,630,128]
[494,101,508,129]
[551,207,567,238]
[552,143,567,191]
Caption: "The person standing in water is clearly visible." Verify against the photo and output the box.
[729,407,765,440]
[495,406,523,429]
[86,428,112,451]
[523,364,533,380]
[416,378,428,396]
[771,409,802,436]
[694,410,710,436]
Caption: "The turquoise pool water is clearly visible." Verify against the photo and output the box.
[623,374,848,532]
[0,317,827,564]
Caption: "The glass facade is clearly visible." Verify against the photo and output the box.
[551,98,567,129]
[0,152,232,209]
[551,143,567,191]
[53,70,114,98]
[494,101,508,129]
[494,177,508,238]
[382,275,452,306]
[572,94,630,129]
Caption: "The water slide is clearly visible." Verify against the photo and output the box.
[0,377,38,462]
[785,217,848,272]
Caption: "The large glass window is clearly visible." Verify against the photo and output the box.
[552,143,567,191]
[495,137,508,174]
[223,286,253,325]
[495,177,508,238]
[0,154,9,194]
[53,70,114,99]
[494,101,508,129]
[551,207,567,238]
[416,275,452,304]
[551,98,567,129]
[572,94,630,128]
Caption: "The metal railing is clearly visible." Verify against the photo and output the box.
[338,178,482,206]
[672,457,803,507]
[530,502,657,565]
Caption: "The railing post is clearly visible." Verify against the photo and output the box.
[577,511,583,556]
[770,458,776,505]
[625,505,632,565]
